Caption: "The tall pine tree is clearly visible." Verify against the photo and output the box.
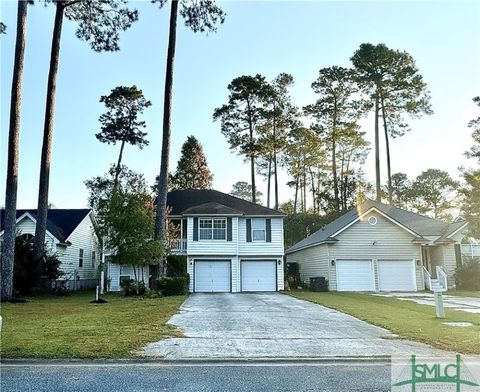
[171,135,213,190]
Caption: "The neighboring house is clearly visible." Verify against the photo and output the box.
[105,260,149,292]
[0,209,100,290]
[166,189,285,293]
[286,200,468,292]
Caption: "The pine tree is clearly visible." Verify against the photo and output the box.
[171,136,213,190]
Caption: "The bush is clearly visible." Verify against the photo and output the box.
[455,260,480,290]
[120,279,147,296]
[166,255,187,277]
[13,237,64,295]
[158,276,189,296]
[144,289,163,299]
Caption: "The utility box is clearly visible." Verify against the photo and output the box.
[309,277,328,292]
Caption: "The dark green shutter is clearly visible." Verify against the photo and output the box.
[227,217,232,241]
[266,219,272,242]
[193,217,198,241]
[454,244,463,267]
[246,219,252,242]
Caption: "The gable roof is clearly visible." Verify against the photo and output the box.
[0,209,91,242]
[286,200,468,254]
[167,189,285,217]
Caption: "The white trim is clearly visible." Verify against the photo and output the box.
[446,222,469,239]
[0,212,58,244]
[285,240,337,255]
[331,207,420,238]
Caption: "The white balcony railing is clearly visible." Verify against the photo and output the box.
[171,238,187,254]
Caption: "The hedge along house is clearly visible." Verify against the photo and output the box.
[0,209,100,290]
[167,189,286,293]
[286,200,468,292]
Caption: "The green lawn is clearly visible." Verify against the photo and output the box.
[0,291,186,359]
[287,291,480,354]
[446,290,480,298]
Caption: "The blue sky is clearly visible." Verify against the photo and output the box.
[1,0,479,208]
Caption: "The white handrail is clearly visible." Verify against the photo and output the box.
[436,266,448,290]
[423,266,432,290]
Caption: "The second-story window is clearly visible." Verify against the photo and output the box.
[252,219,266,241]
[79,249,84,268]
[199,218,226,240]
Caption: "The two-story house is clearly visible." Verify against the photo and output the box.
[168,189,286,293]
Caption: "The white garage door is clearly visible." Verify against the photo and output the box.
[241,260,277,292]
[336,259,374,291]
[378,260,416,291]
[194,260,231,292]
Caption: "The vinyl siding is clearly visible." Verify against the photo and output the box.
[328,212,423,291]
[58,213,99,282]
[286,244,330,287]
[1,213,99,288]
[186,216,238,256]
[108,263,149,292]
[238,218,284,256]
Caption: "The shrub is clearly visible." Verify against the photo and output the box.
[144,289,163,299]
[166,255,187,277]
[158,276,189,296]
[120,279,147,296]
[455,260,480,290]
[13,237,64,295]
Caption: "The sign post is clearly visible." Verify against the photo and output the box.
[434,290,445,318]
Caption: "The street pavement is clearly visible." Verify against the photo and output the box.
[141,293,450,359]
[1,361,392,392]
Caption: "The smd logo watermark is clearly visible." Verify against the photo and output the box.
[392,354,480,392]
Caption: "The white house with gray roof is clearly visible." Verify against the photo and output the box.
[286,200,468,292]
[106,189,286,293]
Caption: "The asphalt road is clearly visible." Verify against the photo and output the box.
[1,361,392,392]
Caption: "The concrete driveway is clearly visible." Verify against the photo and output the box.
[373,292,480,314]
[141,293,449,360]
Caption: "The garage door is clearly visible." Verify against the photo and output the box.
[194,260,231,292]
[378,260,416,291]
[336,259,374,291]
[241,260,277,292]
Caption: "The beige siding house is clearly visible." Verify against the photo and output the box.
[286,201,468,292]
[0,209,100,290]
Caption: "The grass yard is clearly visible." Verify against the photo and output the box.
[287,291,480,354]
[0,291,186,359]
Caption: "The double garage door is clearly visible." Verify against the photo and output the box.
[194,260,277,292]
[336,259,416,291]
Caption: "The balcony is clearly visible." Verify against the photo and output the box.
[171,238,187,255]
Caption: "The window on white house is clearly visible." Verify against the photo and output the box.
[79,249,84,268]
[91,251,96,268]
[199,218,226,240]
[252,219,266,241]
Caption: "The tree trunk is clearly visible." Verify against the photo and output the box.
[272,101,279,210]
[114,140,126,189]
[381,97,392,205]
[293,176,299,213]
[302,169,307,213]
[250,154,256,203]
[308,168,316,214]
[33,3,64,275]
[155,0,178,243]
[1,0,28,302]
[266,156,271,208]
[374,93,381,202]
[332,107,340,212]
[274,151,279,210]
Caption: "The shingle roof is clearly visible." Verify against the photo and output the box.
[167,189,285,217]
[182,202,244,216]
[0,209,91,242]
[286,200,467,254]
